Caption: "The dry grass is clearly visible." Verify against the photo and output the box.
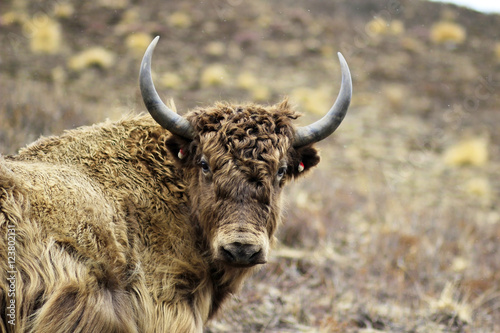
[1,0,499,331]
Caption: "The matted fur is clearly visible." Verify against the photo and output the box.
[0,100,320,332]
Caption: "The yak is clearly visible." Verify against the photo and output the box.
[0,36,352,332]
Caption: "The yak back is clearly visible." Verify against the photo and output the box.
[0,114,210,309]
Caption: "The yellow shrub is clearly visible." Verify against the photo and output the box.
[204,41,226,57]
[68,47,115,71]
[237,71,258,90]
[53,3,74,18]
[168,11,192,29]
[160,72,182,89]
[24,15,62,54]
[366,17,389,36]
[1,11,28,25]
[251,86,270,102]
[443,137,488,167]
[126,32,152,56]
[465,177,491,199]
[390,20,405,35]
[200,64,228,87]
[383,84,406,109]
[430,21,466,45]
[291,87,331,115]
[366,18,405,38]
[120,8,139,25]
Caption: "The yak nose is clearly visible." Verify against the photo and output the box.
[220,242,265,266]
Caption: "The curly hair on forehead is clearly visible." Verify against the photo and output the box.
[187,100,299,137]
[186,99,299,161]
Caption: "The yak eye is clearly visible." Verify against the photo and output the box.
[200,160,210,174]
[276,166,287,181]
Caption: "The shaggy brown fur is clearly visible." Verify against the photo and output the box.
[0,100,319,332]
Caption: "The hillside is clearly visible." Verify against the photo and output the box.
[1,0,499,331]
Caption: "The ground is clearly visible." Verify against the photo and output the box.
[0,0,499,332]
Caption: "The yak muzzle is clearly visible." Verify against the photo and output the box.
[219,242,266,267]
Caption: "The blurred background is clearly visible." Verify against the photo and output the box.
[0,0,498,331]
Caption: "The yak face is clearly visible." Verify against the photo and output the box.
[140,36,351,268]
[165,101,320,268]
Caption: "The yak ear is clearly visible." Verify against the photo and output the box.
[165,135,196,166]
[289,145,320,179]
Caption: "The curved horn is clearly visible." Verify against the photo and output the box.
[293,52,352,147]
[140,36,195,140]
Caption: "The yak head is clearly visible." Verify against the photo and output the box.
[139,37,352,268]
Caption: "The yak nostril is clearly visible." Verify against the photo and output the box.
[221,246,236,261]
[248,249,262,261]
[220,243,264,266]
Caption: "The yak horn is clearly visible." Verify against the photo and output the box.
[293,52,352,147]
[140,36,195,140]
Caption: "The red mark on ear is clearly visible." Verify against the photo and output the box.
[298,162,305,172]
[178,149,185,159]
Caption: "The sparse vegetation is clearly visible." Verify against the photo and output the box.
[126,32,154,57]
[443,137,489,167]
[0,0,498,332]
[25,14,62,54]
[201,64,229,87]
[430,21,467,45]
[68,47,116,71]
